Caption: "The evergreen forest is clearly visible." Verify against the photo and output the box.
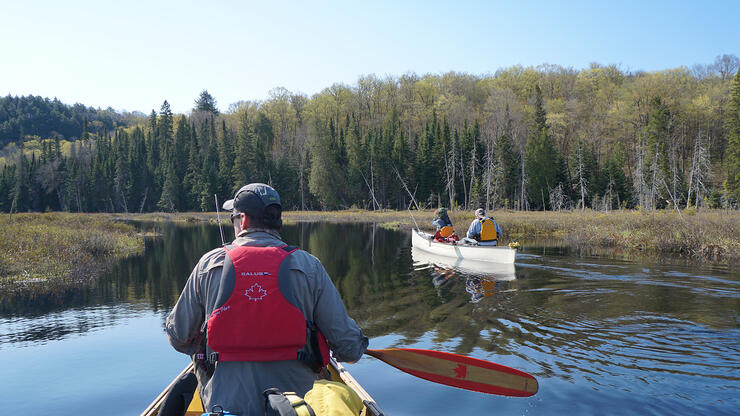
[1,56,740,213]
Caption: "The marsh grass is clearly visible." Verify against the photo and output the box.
[0,213,144,291]
[452,209,738,263]
[121,208,737,263]
[280,208,738,264]
[0,208,730,301]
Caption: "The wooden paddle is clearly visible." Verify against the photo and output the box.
[365,348,538,397]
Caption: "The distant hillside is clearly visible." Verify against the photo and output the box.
[0,95,132,147]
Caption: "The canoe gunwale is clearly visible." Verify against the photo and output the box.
[141,359,383,416]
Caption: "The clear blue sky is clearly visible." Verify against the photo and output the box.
[1,0,738,114]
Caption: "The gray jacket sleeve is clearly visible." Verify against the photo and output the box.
[285,251,368,363]
[165,248,224,355]
[311,260,368,362]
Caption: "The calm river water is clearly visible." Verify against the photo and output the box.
[1,222,738,415]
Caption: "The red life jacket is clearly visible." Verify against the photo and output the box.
[206,245,329,368]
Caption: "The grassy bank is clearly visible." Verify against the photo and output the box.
[284,209,739,264]
[1,208,733,294]
[0,213,144,291]
[112,208,738,263]
[451,209,738,263]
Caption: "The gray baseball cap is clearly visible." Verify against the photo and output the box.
[475,208,486,216]
[223,183,281,216]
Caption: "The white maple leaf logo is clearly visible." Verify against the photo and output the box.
[245,283,267,301]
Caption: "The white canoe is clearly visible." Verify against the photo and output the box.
[411,229,516,264]
[412,247,516,280]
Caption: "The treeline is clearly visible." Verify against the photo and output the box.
[0,95,134,148]
[1,56,740,213]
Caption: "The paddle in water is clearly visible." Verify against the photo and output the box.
[365,348,538,397]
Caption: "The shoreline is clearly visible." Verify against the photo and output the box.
[1,209,736,293]
[114,208,738,264]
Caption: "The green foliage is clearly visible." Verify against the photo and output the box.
[1,60,739,213]
[0,95,126,147]
[600,142,631,208]
[525,85,566,209]
[726,69,740,204]
[194,90,219,115]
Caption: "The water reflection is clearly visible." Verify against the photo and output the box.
[412,247,516,303]
[0,222,738,415]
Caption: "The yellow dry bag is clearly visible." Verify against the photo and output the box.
[305,380,363,416]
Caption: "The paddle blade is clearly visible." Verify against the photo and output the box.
[366,348,538,397]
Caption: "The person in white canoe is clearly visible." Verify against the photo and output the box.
[462,208,502,246]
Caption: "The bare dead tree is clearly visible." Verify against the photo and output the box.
[360,171,381,211]
[633,135,649,210]
[575,141,588,211]
[519,149,528,211]
[485,146,492,210]
[138,188,148,214]
[114,176,129,213]
[442,142,455,208]
[648,148,663,211]
[667,124,682,211]
[686,130,711,209]
[467,138,476,210]
[491,153,505,211]
[549,183,565,211]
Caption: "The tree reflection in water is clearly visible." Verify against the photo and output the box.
[2,220,739,413]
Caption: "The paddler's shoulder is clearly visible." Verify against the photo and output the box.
[196,246,227,273]
[282,247,324,270]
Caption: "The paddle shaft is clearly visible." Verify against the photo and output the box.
[365,348,538,397]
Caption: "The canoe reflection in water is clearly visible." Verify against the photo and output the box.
[412,247,516,303]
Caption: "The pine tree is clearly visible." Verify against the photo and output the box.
[345,114,367,203]
[11,142,29,212]
[184,126,203,209]
[82,115,89,140]
[644,96,671,209]
[494,127,520,209]
[157,101,174,180]
[726,68,740,205]
[249,112,274,183]
[232,112,252,187]
[194,90,219,115]
[600,142,630,209]
[309,119,346,209]
[158,160,179,212]
[127,126,148,212]
[525,85,564,209]
[199,122,220,211]
[113,130,131,212]
[218,120,234,197]
[0,164,16,212]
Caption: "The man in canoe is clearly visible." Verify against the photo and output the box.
[464,208,502,246]
[432,207,459,243]
[165,183,368,415]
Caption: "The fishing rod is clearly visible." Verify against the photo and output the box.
[393,165,421,231]
[214,194,226,246]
